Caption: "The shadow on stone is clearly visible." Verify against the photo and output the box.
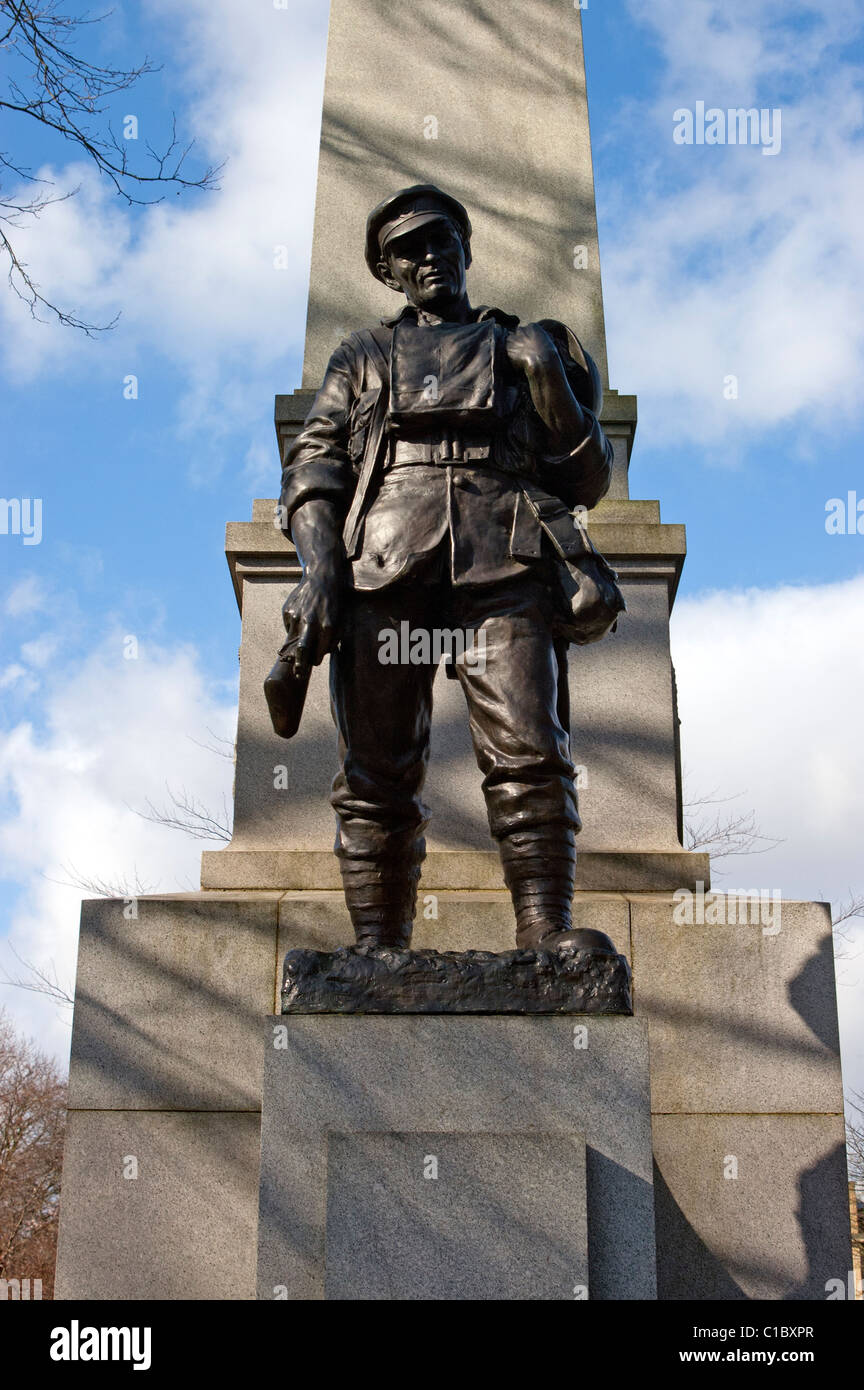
[787,931,842,1055]
[785,1141,852,1301]
[652,1161,749,1301]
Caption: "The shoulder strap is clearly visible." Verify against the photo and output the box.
[520,483,591,562]
[353,326,391,383]
[520,481,618,579]
[342,327,392,558]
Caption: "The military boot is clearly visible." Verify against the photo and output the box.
[498,826,617,954]
[336,840,423,951]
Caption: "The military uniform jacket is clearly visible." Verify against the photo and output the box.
[280,304,614,591]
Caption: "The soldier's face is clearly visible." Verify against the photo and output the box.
[380,221,468,309]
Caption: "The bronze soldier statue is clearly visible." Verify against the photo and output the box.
[272,185,623,956]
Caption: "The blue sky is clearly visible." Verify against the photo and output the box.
[1,0,863,1097]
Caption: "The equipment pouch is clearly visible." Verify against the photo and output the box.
[389,318,507,429]
[520,485,626,646]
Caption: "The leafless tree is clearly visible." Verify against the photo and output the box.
[847,1092,864,1284]
[44,863,156,899]
[0,0,221,331]
[187,728,236,763]
[1,863,160,1012]
[128,729,234,843]
[0,1009,66,1297]
[818,890,864,966]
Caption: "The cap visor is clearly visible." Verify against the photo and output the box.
[381,210,451,253]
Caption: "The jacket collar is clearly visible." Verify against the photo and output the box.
[380,302,520,330]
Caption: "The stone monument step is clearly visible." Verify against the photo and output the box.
[200,847,710,892]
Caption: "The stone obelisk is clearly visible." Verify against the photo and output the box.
[55,0,852,1301]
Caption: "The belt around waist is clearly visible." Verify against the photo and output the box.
[390,438,493,466]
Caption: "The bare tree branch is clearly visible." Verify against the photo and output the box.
[683,787,783,866]
[186,729,236,763]
[0,0,223,330]
[0,946,73,1011]
[128,784,233,843]
[809,890,864,964]
[41,862,155,899]
[830,892,864,933]
[2,860,161,1014]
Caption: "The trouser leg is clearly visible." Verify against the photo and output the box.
[453,577,613,950]
[329,579,438,948]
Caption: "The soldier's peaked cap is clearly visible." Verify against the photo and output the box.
[365,185,472,281]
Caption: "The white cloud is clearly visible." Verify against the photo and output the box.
[630,0,861,91]
[19,633,61,668]
[0,633,237,1063]
[3,0,861,455]
[672,571,864,1101]
[0,664,35,694]
[4,576,49,618]
[602,0,864,444]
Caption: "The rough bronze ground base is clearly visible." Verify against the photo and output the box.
[281,943,633,1014]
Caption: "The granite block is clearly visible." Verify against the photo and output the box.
[652,1114,852,1301]
[67,895,279,1111]
[257,1015,655,1300]
[630,899,844,1113]
[324,1132,588,1301]
[54,1111,260,1301]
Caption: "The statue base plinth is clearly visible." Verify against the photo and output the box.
[281,943,632,1015]
[259,1014,655,1300]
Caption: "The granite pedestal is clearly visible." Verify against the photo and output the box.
[257,1014,655,1300]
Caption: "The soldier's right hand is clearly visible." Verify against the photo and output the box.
[280,573,343,678]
